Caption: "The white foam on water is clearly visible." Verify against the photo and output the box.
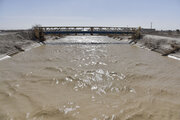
[168,55,180,61]
[24,43,42,51]
[0,55,11,61]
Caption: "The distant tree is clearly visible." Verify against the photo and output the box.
[32,24,42,30]
[176,29,180,33]
[131,27,142,42]
[32,24,45,41]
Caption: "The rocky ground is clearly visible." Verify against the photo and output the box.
[136,35,180,57]
[107,33,180,59]
[0,31,37,56]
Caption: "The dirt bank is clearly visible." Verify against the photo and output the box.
[0,31,37,56]
[135,35,180,57]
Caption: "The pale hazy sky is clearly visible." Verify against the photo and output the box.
[0,0,180,30]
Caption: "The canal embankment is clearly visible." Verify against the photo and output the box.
[1,31,180,61]
[108,33,180,60]
[0,31,42,60]
[134,35,180,59]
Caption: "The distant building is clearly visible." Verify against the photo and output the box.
[141,28,156,33]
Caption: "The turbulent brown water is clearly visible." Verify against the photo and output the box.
[0,36,180,120]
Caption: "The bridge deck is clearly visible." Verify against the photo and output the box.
[35,26,136,35]
[44,31,134,34]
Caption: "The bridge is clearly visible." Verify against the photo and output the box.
[33,26,138,40]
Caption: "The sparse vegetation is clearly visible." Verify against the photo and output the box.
[32,24,45,41]
[131,27,142,43]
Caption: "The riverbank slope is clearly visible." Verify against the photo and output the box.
[0,31,43,60]
[136,35,180,58]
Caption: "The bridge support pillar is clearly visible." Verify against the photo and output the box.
[90,27,94,35]
[74,27,77,35]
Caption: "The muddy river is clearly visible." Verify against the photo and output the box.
[0,36,180,120]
